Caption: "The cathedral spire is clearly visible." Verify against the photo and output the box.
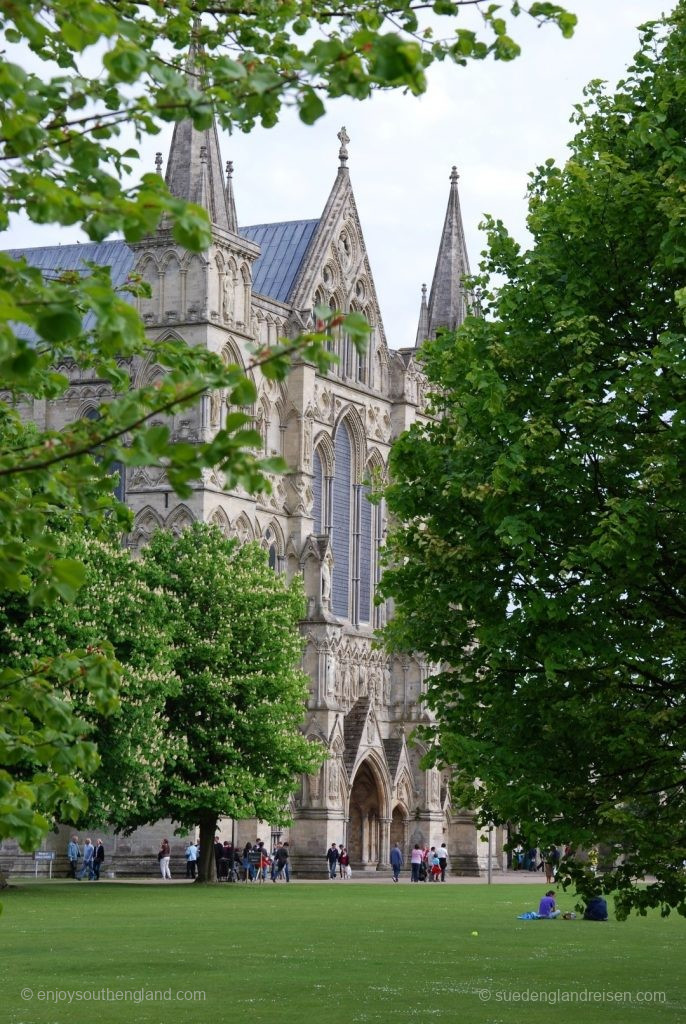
[225,160,238,233]
[164,48,232,232]
[414,283,429,348]
[424,165,471,340]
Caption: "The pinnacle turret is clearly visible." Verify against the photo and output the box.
[421,165,471,342]
[414,283,429,347]
[163,51,233,232]
[225,160,238,233]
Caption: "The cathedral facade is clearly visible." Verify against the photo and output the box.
[5,112,501,877]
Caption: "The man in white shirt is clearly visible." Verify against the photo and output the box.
[438,843,449,882]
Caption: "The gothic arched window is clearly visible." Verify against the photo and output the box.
[313,448,324,534]
[332,422,352,618]
[359,481,373,624]
[83,406,125,503]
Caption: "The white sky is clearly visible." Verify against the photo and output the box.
[5,1,671,348]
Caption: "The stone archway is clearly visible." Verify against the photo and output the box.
[390,804,408,857]
[348,760,384,868]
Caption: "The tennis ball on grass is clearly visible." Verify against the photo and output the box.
[471,931,478,937]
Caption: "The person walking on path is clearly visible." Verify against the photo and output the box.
[67,835,80,879]
[78,838,94,880]
[390,843,404,882]
[273,842,290,882]
[326,843,340,879]
[92,840,105,881]
[438,843,449,882]
[159,838,171,880]
[410,844,423,883]
[185,841,198,879]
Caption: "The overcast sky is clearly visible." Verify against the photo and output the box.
[6,1,671,348]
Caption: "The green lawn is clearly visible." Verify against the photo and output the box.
[1,880,684,1023]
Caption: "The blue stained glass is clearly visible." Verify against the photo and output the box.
[359,483,372,622]
[332,424,351,617]
[313,448,323,533]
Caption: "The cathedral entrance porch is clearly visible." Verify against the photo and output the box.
[348,760,389,871]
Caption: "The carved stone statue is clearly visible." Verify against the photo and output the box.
[321,558,331,607]
[309,768,321,802]
[325,651,336,695]
[328,760,339,800]
[221,273,233,321]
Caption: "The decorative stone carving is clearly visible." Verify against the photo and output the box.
[328,760,339,800]
[221,273,234,322]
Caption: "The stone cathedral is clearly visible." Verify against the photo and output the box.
[4,111,501,877]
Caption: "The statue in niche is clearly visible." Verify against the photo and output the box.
[342,662,352,703]
[309,768,322,802]
[328,760,339,800]
[221,273,233,321]
[369,667,381,705]
[383,668,391,705]
[302,414,313,468]
[321,557,331,608]
[358,664,368,698]
[209,390,222,429]
[325,651,336,695]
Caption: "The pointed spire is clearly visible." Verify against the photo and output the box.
[164,50,232,232]
[425,165,471,339]
[414,284,429,348]
[155,152,163,176]
[225,160,238,233]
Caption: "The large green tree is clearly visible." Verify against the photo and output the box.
[381,4,686,918]
[141,523,323,882]
[0,526,177,834]
[0,0,573,851]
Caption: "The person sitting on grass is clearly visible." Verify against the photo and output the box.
[583,896,609,921]
[538,890,561,918]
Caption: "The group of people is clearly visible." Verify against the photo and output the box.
[157,836,292,882]
[409,843,449,882]
[67,835,105,880]
[326,843,352,878]
[325,841,449,883]
[216,838,291,883]
[513,844,569,882]
[518,890,608,921]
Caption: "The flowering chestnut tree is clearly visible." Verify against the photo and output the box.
[141,523,324,882]
[0,524,177,838]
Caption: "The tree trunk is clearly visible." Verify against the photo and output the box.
[196,816,218,883]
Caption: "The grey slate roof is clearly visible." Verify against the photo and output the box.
[240,220,318,304]
[7,241,136,340]
[7,218,319,331]
[382,737,403,780]
[343,696,372,774]
[8,240,135,284]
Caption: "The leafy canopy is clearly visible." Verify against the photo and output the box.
[141,523,324,880]
[381,3,686,919]
[0,0,573,851]
[0,526,178,835]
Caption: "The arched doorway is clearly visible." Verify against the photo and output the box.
[390,804,408,856]
[348,760,384,867]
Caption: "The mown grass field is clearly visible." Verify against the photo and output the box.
[1,879,684,1023]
